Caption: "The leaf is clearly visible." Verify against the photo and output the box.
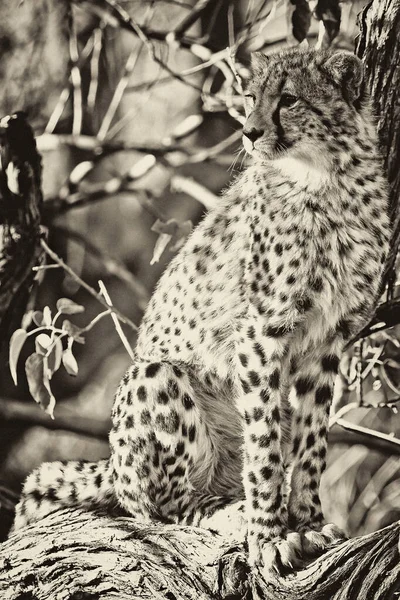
[62,347,79,376]
[314,0,341,43]
[69,161,94,185]
[35,333,52,356]
[32,311,44,326]
[150,219,192,265]
[62,320,85,343]
[128,155,156,180]
[150,232,173,265]
[9,329,27,385]
[290,0,312,43]
[43,306,52,326]
[25,353,56,418]
[46,337,63,379]
[6,162,20,195]
[56,298,85,315]
[21,310,34,330]
[171,115,203,140]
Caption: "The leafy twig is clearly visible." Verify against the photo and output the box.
[69,15,83,136]
[40,239,137,331]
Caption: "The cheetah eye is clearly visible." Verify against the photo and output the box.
[244,93,255,109]
[280,93,299,108]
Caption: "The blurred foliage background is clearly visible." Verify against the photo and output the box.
[0,0,399,543]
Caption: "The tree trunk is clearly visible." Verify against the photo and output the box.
[357,0,400,292]
[0,113,44,344]
[1,508,400,600]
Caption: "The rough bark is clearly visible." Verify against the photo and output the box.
[1,508,400,600]
[0,113,44,344]
[357,0,400,292]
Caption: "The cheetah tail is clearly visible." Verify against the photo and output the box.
[12,458,116,532]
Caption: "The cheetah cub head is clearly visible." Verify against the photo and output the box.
[243,48,366,176]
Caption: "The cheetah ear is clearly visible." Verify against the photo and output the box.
[323,52,364,103]
[251,52,269,77]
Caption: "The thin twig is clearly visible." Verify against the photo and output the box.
[335,417,400,450]
[45,88,71,135]
[170,176,219,210]
[329,402,359,428]
[81,309,112,333]
[226,7,245,100]
[40,239,137,331]
[69,16,83,136]
[98,280,136,361]
[43,157,159,219]
[36,133,180,156]
[167,0,215,42]
[184,130,242,163]
[88,26,104,113]
[32,264,62,271]
[97,45,144,141]
[45,34,95,134]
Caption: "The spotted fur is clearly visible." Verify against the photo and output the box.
[14,48,390,576]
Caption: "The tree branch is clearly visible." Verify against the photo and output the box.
[0,396,109,439]
[1,507,400,599]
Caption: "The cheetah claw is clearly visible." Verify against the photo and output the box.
[257,525,347,579]
[300,523,347,557]
[260,531,304,577]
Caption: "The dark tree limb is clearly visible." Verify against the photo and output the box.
[1,507,400,600]
[0,113,44,345]
[348,296,400,344]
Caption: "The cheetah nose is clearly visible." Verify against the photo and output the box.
[243,126,264,143]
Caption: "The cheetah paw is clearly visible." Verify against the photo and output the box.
[258,532,304,577]
[301,523,347,557]
[256,524,346,579]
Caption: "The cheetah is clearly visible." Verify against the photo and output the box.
[14,48,390,577]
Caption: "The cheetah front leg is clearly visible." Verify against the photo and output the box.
[236,326,299,576]
[287,341,347,557]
